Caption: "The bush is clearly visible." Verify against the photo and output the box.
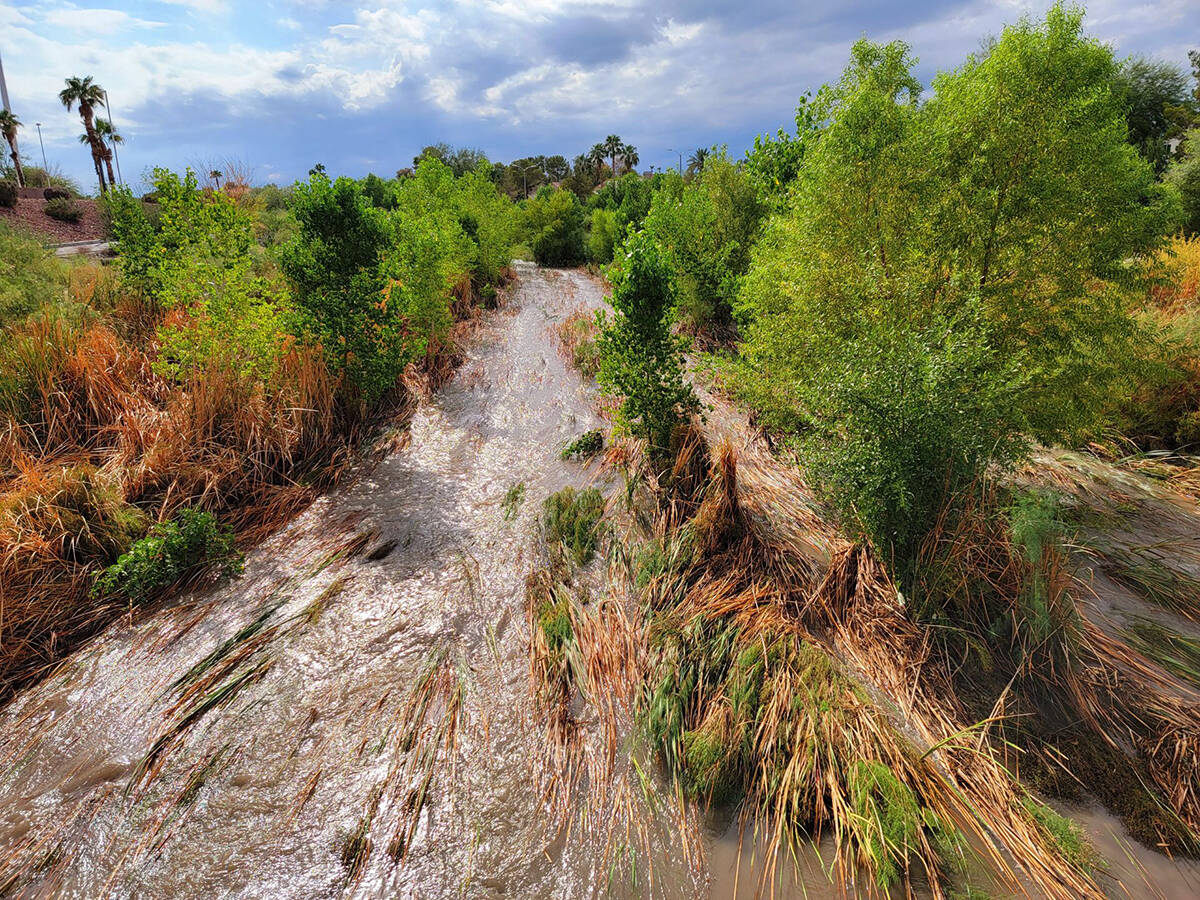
[45,197,83,223]
[525,187,586,267]
[43,187,70,202]
[1166,132,1200,236]
[561,429,604,460]
[0,181,16,209]
[587,207,619,264]
[596,231,699,457]
[643,156,765,332]
[735,11,1174,571]
[93,507,242,603]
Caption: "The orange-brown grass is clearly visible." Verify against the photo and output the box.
[0,262,488,703]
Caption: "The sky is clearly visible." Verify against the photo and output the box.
[0,0,1197,193]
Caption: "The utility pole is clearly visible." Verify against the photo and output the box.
[35,123,46,169]
[0,48,11,113]
[102,89,122,185]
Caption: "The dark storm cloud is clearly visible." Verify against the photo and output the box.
[536,12,663,66]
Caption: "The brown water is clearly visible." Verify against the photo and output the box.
[0,265,1197,899]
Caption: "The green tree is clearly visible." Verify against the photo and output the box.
[644,155,765,331]
[736,7,1175,571]
[1114,55,1196,171]
[1166,128,1200,234]
[280,173,407,399]
[525,187,586,266]
[686,147,709,175]
[596,231,698,456]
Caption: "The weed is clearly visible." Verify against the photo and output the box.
[541,486,605,565]
[93,507,243,604]
[1021,796,1094,872]
[560,429,603,460]
[501,481,525,521]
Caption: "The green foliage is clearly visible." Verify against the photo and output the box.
[560,429,603,460]
[0,181,16,208]
[93,507,242,603]
[1022,796,1094,871]
[848,760,925,889]
[1167,131,1200,235]
[541,486,605,565]
[282,172,418,399]
[735,8,1175,568]
[44,197,83,223]
[642,155,765,331]
[109,168,254,297]
[1115,56,1197,172]
[743,92,821,204]
[587,207,618,264]
[525,187,586,267]
[501,481,526,521]
[111,169,298,383]
[0,221,67,325]
[596,231,700,457]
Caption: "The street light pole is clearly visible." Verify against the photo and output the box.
[35,123,46,170]
[102,89,122,185]
[666,148,682,174]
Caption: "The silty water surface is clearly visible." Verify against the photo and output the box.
[0,263,692,899]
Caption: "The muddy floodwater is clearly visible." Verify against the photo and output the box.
[1,265,1198,899]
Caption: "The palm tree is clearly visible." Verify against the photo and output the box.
[77,119,124,187]
[210,169,223,189]
[687,147,709,175]
[0,110,24,187]
[59,75,110,193]
[621,143,639,175]
[603,134,623,178]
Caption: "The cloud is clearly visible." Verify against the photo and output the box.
[42,7,166,33]
[4,0,1196,188]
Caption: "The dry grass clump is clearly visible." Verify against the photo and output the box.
[527,426,1108,898]
[0,260,471,702]
[552,306,601,378]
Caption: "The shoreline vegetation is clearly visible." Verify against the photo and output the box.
[1,1,1200,896]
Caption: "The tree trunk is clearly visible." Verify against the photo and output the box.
[7,142,23,188]
[102,145,116,187]
[81,107,106,194]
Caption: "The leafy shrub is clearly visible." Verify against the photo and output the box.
[643,156,765,332]
[596,231,699,457]
[45,197,83,223]
[525,187,585,267]
[0,181,16,209]
[542,486,605,565]
[111,169,299,384]
[282,173,412,400]
[43,187,70,202]
[587,207,618,264]
[1166,132,1200,236]
[735,12,1175,570]
[93,507,242,603]
[561,429,604,460]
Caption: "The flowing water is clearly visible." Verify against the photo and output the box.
[0,265,1198,899]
